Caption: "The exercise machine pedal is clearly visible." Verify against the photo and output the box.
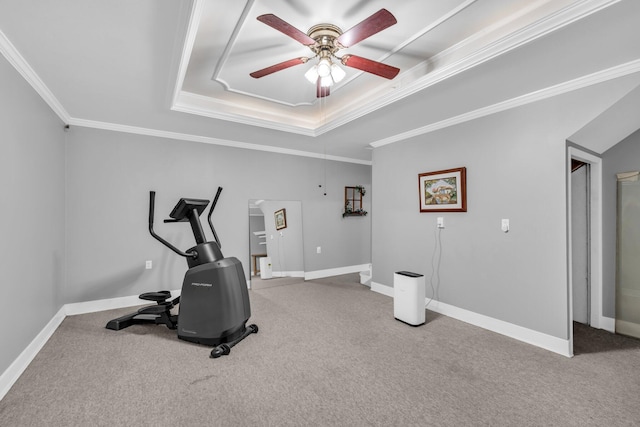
[139,291,171,302]
[105,291,178,331]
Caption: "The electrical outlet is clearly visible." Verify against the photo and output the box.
[145,260,153,269]
[317,246,322,254]
[437,217,444,228]
[501,219,510,232]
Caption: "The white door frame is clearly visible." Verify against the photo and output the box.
[567,146,605,356]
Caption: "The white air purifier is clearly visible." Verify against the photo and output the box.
[259,257,272,279]
[394,271,425,326]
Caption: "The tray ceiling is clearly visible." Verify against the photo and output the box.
[1,0,639,162]
[174,0,584,135]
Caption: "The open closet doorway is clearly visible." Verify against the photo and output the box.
[567,146,605,356]
[571,159,590,325]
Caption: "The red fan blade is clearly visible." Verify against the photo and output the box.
[250,57,307,78]
[257,14,316,46]
[316,78,330,98]
[341,55,399,79]
[336,9,397,48]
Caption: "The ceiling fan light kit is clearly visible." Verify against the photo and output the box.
[250,9,400,98]
[304,58,346,87]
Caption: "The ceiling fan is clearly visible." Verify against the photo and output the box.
[249,9,400,98]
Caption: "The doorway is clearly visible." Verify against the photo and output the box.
[567,146,605,356]
[571,159,590,325]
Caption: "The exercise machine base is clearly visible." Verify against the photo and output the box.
[210,324,259,358]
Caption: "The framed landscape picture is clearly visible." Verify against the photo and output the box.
[274,208,287,230]
[418,167,467,212]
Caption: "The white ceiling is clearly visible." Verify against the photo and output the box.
[1,0,639,163]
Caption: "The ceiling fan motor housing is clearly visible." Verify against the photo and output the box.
[307,24,343,56]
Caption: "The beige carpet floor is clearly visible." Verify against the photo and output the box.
[1,274,640,426]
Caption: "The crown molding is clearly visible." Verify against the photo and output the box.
[327,0,623,138]
[2,0,626,164]
[1,24,369,165]
[172,91,318,136]
[67,117,372,165]
[0,29,70,124]
[170,0,207,109]
[370,59,640,148]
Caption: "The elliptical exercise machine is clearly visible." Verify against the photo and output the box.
[106,187,258,358]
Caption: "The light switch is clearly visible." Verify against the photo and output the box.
[501,219,510,233]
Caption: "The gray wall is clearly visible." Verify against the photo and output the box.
[602,128,640,318]
[371,78,637,340]
[64,126,371,303]
[0,56,65,374]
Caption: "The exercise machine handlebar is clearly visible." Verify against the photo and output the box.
[207,186,222,249]
[149,191,197,259]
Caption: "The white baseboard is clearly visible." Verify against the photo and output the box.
[272,271,305,278]
[370,281,572,357]
[0,307,66,401]
[371,281,394,298]
[305,264,370,281]
[614,318,640,337]
[599,316,615,333]
[64,290,181,316]
[65,295,141,316]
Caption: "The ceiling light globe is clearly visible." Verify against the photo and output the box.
[330,64,346,83]
[317,59,332,77]
[304,65,319,84]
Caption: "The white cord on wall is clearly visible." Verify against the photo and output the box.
[426,226,441,309]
